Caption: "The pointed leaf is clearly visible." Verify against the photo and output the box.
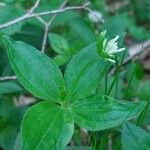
[21,101,74,150]
[64,43,105,102]
[48,33,69,54]
[71,95,147,131]
[1,35,65,102]
[122,122,150,150]
[68,17,95,44]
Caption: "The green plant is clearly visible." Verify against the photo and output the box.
[0,0,150,150]
[0,33,147,149]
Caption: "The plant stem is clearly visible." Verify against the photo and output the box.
[105,61,108,95]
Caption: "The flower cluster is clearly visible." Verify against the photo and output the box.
[96,30,125,63]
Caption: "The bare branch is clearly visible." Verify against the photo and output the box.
[0,0,40,29]
[31,3,90,18]
[0,2,90,30]
[41,26,49,52]
[48,0,68,26]
[41,0,68,52]
[0,1,91,82]
[28,0,40,14]
[35,16,47,26]
[0,15,28,29]
[0,76,17,82]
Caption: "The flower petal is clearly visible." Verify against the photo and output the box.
[109,48,125,54]
[106,58,116,63]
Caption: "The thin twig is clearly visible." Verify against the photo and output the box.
[0,76,17,82]
[41,0,68,52]
[0,2,90,30]
[28,0,40,14]
[35,16,47,26]
[41,26,49,52]
[48,0,68,26]
[0,0,40,29]
[32,3,90,17]
[0,1,91,82]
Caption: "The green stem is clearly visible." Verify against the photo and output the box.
[105,61,108,95]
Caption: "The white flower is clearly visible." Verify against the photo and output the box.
[88,10,104,23]
[97,30,125,63]
[104,35,125,54]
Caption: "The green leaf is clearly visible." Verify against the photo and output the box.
[98,74,124,98]
[48,33,69,54]
[57,110,74,150]
[136,80,150,102]
[0,6,25,35]
[1,35,65,102]
[53,55,70,66]
[122,122,150,150]
[32,0,64,22]
[13,23,44,50]
[102,13,129,40]
[128,23,150,41]
[71,95,147,131]
[0,81,22,95]
[130,0,150,22]
[64,43,105,102]
[124,62,143,99]
[52,11,79,27]
[68,17,95,44]
[21,101,74,150]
